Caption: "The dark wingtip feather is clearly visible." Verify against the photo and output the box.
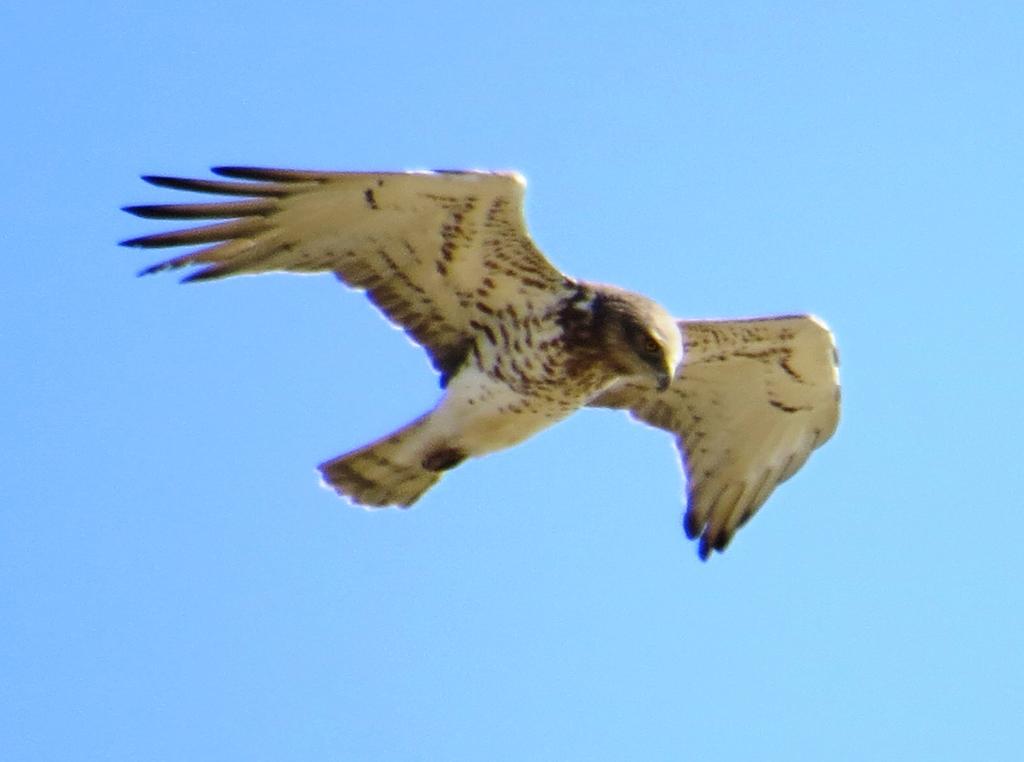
[713,531,733,553]
[122,199,276,220]
[211,166,330,182]
[136,255,213,279]
[120,234,153,248]
[141,174,190,189]
[122,205,151,218]
[696,527,733,561]
[115,218,270,249]
[180,264,241,284]
[136,262,169,277]
[180,266,231,283]
[138,173,291,197]
[123,204,185,220]
[683,511,702,540]
[211,166,269,179]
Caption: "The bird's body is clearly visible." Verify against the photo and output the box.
[323,278,683,507]
[124,167,839,559]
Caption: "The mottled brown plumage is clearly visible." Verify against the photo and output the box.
[123,167,840,559]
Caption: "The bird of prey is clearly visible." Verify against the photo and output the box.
[123,167,840,559]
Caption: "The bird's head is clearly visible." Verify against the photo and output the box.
[591,287,682,391]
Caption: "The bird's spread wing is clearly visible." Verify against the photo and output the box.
[589,315,840,559]
[122,167,569,383]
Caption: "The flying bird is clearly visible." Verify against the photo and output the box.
[123,167,840,559]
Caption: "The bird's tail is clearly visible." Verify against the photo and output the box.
[318,412,445,508]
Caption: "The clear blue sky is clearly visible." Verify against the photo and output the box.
[3,3,1022,760]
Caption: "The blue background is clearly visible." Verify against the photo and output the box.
[3,3,1022,759]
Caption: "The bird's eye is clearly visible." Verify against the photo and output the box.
[641,336,660,356]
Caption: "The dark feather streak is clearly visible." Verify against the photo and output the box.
[123,199,276,220]
[140,175,291,197]
[120,218,271,248]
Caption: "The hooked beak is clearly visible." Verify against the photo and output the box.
[656,370,672,392]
